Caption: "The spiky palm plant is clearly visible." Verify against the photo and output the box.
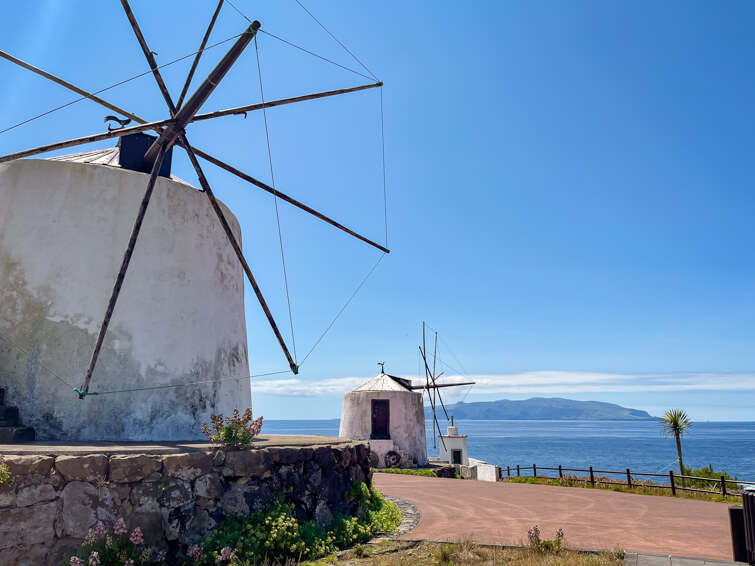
[659,409,692,487]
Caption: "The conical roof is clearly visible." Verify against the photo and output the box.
[47,146,188,184]
[353,373,412,392]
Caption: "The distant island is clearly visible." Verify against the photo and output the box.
[444,397,656,420]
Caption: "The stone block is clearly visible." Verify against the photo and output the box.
[55,454,108,482]
[194,473,223,499]
[130,499,163,546]
[60,481,98,538]
[221,449,273,479]
[159,483,193,508]
[219,484,250,516]
[0,501,57,549]
[339,447,354,468]
[0,543,51,566]
[163,452,212,481]
[314,499,333,528]
[314,446,336,469]
[0,484,16,508]
[110,455,162,483]
[16,483,56,507]
[130,482,159,505]
[4,455,54,478]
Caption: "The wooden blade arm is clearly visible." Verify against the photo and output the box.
[179,133,299,374]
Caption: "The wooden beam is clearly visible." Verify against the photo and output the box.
[79,145,168,398]
[144,20,260,162]
[178,132,299,374]
[192,82,383,122]
[190,147,390,254]
[410,381,475,390]
[0,50,145,126]
[176,0,224,110]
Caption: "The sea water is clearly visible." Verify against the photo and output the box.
[264,419,755,480]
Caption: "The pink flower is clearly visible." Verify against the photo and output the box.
[129,527,144,545]
[156,550,167,561]
[187,545,203,558]
[88,551,100,566]
[113,517,128,535]
[248,416,263,437]
[93,522,106,536]
[69,558,83,566]
[124,561,134,566]
[221,547,233,560]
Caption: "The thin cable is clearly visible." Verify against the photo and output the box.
[0,33,240,136]
[293,0,378,81]
[254,37,297,363]
[223,0,252,23]
[380,87,388,247]
[299,252,386,366]
[219,0,374,81]
[92,370,291,395]
[0,330,77,389]
[425,323,470,376]
[258,29,374,82]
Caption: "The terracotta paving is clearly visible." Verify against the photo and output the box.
[373,474,735,561]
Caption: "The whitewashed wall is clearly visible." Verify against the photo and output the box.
[339,390,427,466]
[0,158,251,440]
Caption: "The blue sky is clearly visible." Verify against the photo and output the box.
[1,2,753,421]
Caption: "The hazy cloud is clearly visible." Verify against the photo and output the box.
[252,371,755,397]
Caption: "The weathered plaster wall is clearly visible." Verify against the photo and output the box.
[0,159,250,440]
[0,443,372,566]
[339,391,427,466]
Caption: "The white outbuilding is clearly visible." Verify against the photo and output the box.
[0,142,251,441]
[339,372,427,468]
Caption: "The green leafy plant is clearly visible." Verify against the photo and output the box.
[376,467,438,477]
[197,483,400,564]
[201,408,262,449]
[683,463,737,490]
[0,456,11,486]
[65,519,166,566]
[527,525,564,553]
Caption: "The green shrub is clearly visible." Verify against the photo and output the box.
[198,483,400,565]
[527,525,564,553]
[201,409,262,450]
[683,464,737,490]
[0,456,11,486]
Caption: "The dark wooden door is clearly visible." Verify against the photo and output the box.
[371,399,390,439]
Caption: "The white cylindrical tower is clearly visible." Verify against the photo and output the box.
[339,373,427,467]
[0,150,251,440]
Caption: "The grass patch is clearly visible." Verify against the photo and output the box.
[504,474,741,504]
[323,540,623,566]
[375,468,438,477]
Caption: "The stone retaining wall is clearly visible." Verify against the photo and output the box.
[0,443,371,566]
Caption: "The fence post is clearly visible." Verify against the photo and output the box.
[626,468,632,489]
[589,466,595,486]
[517,465,520,477]
[558,465,563,479]
[721,475,727,497]
[669,470,676,496]
[533,464,537,478]
[507,466,510,478]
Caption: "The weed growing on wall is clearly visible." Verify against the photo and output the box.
[66,519,166,566]
[196,482,401,564]
[0,456,11,486]
[201,409,263,449]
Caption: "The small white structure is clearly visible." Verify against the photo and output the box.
[339,372,427,468]
[438,417,469,466]
[0,149,250,441]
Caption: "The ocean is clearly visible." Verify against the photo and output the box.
[264,419,755,481]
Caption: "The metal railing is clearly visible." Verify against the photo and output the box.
[501,464,755,497]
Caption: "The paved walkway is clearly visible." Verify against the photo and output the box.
[374,474,738,561]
